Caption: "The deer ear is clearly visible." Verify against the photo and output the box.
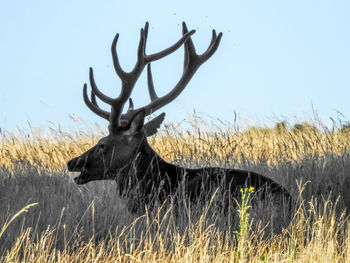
[125,109,146,135]
[144,113,165,137]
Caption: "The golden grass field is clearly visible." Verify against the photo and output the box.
[1,117,350,262]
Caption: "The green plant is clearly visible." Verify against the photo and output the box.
[234,186,255,261]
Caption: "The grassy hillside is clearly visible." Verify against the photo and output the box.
[1,119,350,262]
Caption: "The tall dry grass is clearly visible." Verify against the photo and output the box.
[1,117,350,172]
[1,116,350,262]
[1,186,350,262]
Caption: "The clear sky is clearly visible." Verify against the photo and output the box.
[1,1,349,131]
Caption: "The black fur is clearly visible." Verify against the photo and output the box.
[112,139,292,213]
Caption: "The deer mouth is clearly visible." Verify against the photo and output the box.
[73,168,112,184]
[74,171,90,185]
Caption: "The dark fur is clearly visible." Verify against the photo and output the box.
[68,134,292,213]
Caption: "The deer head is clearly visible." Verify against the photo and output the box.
[67,22,222,184]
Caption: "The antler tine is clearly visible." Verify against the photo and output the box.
[183,35,189,71]
[199,29,223,62]
[147,64,158,101]
[89,67,115,104]
[136,22,222,116]
[137,22,148,63]
[182,22,196,65]
[90,89,111,120]
[83,84,110,120]
[111,33,127,80]
[182,22,223,67]
[127,98,134,113]
[90,89,98,106]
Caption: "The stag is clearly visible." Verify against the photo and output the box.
[67,22,292,213]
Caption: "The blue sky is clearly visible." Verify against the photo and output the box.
[1,1,349,131]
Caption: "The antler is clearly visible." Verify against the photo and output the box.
[83,22,222,133]
[141,22,223,116]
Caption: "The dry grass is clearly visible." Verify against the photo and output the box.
[1,118,350,172]
[1,117,350,262]
[1,190,350,262]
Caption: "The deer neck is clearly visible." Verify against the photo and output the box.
[118,137,181,190]
[134,138,175,177]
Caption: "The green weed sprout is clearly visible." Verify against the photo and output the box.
[234,186,255,260]
[235,186,255,240]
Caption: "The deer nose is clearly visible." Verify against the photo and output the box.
[67,157,83,171]
[67,159,76,171]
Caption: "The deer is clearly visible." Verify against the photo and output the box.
[67,22,292,213]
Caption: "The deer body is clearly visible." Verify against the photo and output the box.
[68,110,291,212]
[67,22,292,213]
